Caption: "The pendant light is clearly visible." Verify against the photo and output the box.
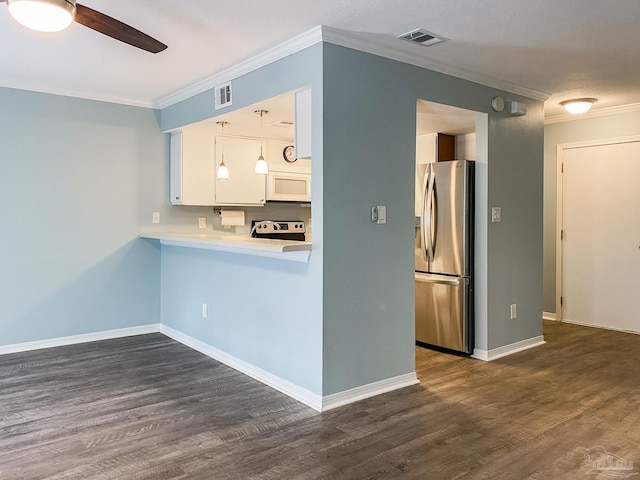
[255,109,269,175]
[7,0,76,33]
[216,121,230,180]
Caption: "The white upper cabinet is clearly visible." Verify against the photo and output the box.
[214,136,266,206]
[170,131,215,206]
[169,91,312,207]
[294,88,312,159]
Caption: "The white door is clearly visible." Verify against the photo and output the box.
[560,139,640,332]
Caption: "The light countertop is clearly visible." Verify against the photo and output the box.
[140,232,312,262]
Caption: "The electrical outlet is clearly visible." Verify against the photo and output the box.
[152,212,160,224]
[198,217,207,229]
[202,303,208,318]
[510,304,517,319]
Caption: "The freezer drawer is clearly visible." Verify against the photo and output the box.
[415,272,471,353]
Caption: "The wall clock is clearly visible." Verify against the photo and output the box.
[283,145,296,163]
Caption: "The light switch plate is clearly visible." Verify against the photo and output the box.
[371,205,387,224]
[152,212,160,224]
[491,207,502,223]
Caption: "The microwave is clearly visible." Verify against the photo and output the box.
[267,171,311,202]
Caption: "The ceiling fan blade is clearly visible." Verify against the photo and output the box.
[74,4,167,54]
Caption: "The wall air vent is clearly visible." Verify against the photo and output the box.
[214,82,232,110]
[398,28,446,46]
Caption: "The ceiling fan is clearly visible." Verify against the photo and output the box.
[1,0,167,53]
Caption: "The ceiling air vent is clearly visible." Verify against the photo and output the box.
[214,82,232,110]
[398,28,446,46]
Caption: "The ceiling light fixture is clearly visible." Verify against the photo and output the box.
[216,121,230,180]
[6,0,76,33]
[255,110,269,175]
[560,98,597,115]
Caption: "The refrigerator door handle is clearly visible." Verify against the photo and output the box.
[420,166,430,262]
[425,169,436,262]
[415,272,460,286]
[430,175,438,258]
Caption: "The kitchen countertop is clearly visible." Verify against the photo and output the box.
[140,232,312,262]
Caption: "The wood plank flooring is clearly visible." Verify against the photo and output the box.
[1,321,639,479]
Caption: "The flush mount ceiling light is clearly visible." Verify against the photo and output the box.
[216,121,230,180]
[254,110,269,175]
[6,0,76,33]
[560,98,597,115]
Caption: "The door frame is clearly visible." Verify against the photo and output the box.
[555,134,640,321]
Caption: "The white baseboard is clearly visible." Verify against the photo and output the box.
[321,373,419,411]
[472,335,546,361]
[160,325,324,411]
[0,324,161,356]
[160,325,418,412]
[1,322,419,412]
[560,318,640,336]
[543,312,557,321]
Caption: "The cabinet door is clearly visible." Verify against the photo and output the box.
[294,88,312,159]
[170,133,183,204]
[169,130,215,206]
[214,136,266,206]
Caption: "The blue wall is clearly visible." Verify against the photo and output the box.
[320,44,544,387]
[0,88,164,344]
[160,41,544,396]
[0,36,545,400]
[159,44,325,395]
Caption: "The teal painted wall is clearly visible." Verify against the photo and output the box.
[320,44,544,386]
[486,100,545,349]
[0,88,164,345]
[158,44,325,395]
[158,41,544,396]
[0,36,544,400]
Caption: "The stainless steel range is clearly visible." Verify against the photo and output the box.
[250,220,306,241]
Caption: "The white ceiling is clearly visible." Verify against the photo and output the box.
[2,0,639,118]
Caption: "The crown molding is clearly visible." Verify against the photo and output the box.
[319,26,550,102]
[0,82,155,108]
[545,102,640,124]
[155,26,324,109]
[154,24,550,110]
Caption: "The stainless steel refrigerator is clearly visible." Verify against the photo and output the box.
[415,160,474,354]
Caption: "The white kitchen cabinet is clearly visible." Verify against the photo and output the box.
[170,131,215,206]
[214,136,266,206]
[294,88,312,159]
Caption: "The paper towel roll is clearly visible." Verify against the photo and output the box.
[220,210,245,227]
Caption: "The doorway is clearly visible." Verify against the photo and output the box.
[556,137,640,333]
[415,100,487,355]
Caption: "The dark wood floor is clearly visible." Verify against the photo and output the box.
[1,321,639,479]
